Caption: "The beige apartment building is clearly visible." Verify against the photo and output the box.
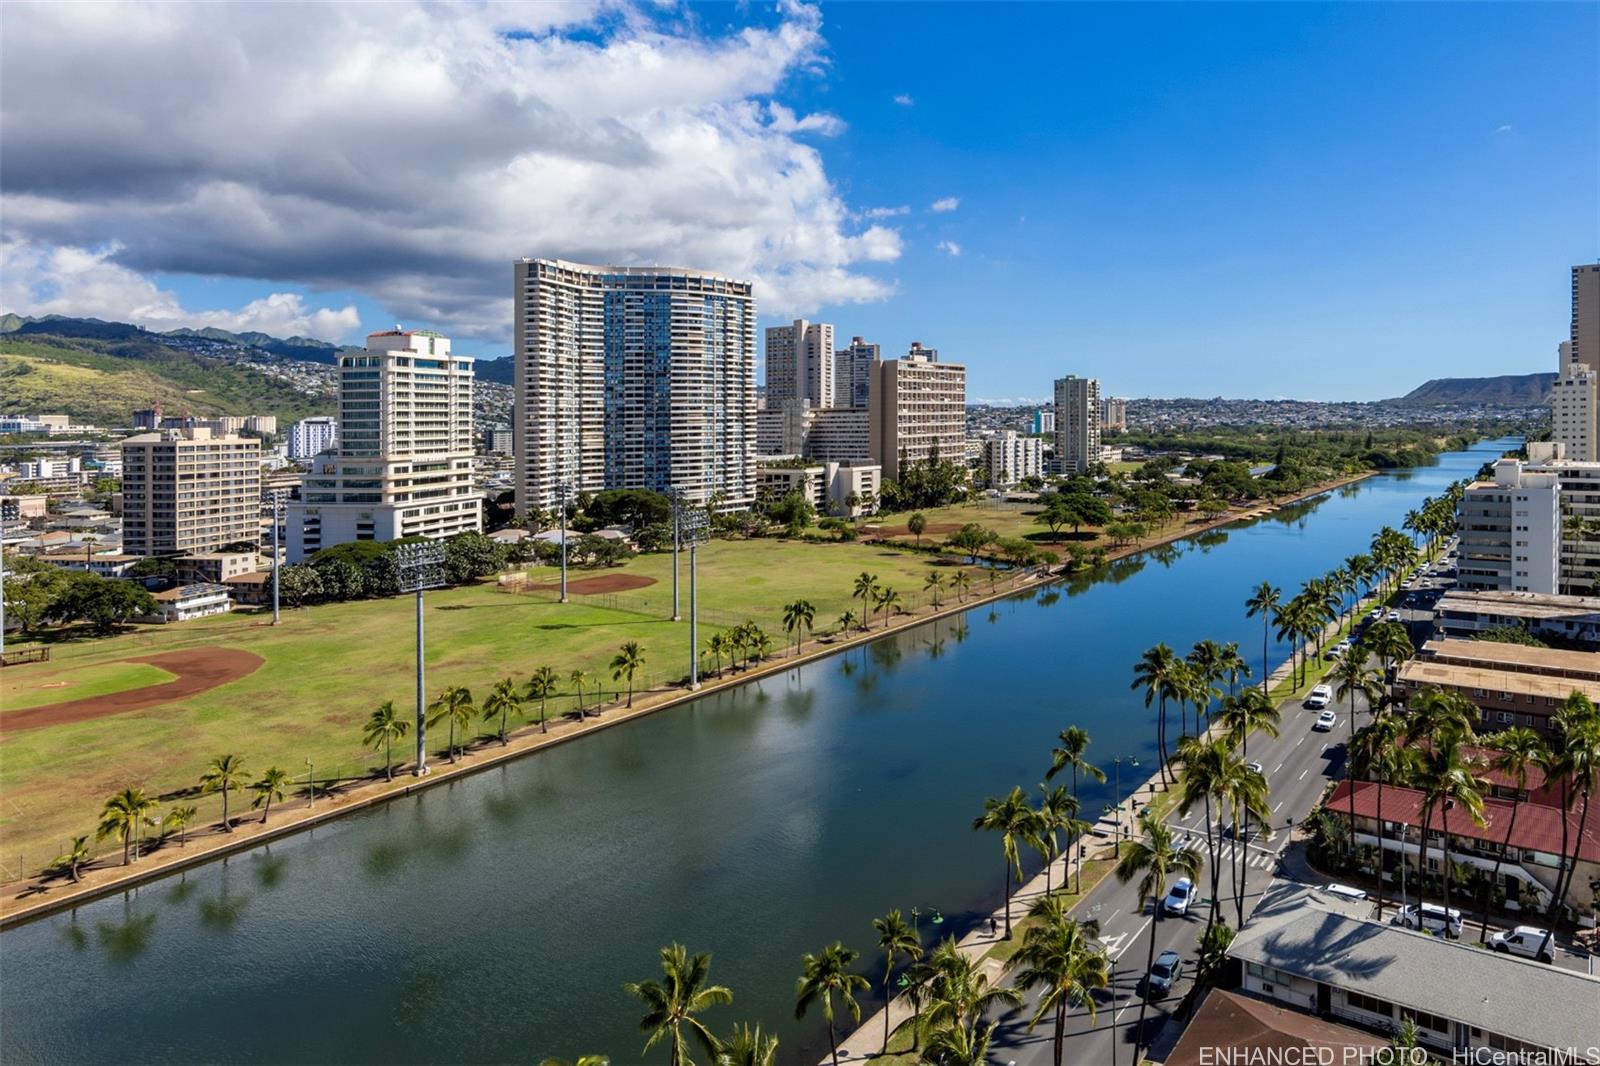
[765,319,835,408]
[121,427,261,555]
[869,342,966,481]
[1573,263,1599,374]
[1054,375,1101,474]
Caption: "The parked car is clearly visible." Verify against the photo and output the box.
[1314,709,1338,731]
[1490,926,1555,963]
[1163,877,1194,917]
[1304,685,1333,709]
[1145,950,1182,997]
[1394,903,1463,938]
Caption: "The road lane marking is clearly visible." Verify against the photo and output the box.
[1273,801,1284,813]
[1296,735,1307,747]
[1273,762,1284,773]
[1298,768,1309,781]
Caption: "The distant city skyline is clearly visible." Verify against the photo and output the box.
[1,2,1594,401]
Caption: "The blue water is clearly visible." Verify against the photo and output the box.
[0,439,1509,1065]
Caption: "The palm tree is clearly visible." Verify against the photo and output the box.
[1046,725,1105,892]
[200,754,248,832]
[923,570,944,608]
[909,938,1020,1064]
[1013,896,1110,1066]
[1175,735,1228,930]
[1414,739,1486,922]
[1348,713,1411,920]
[972,786,1034,938]
[1216,688,1280,762]
[782,599,816,657]
[97,786,158,864]
[611,642,645,707]
[1131,643,1181,788]
[363,699,411,780]
[482,677,523,744]
[835,610,855,638]
[950,570,971,603]
[1223,748,1272,927]
[623,943,732,1066]
[162,804,197,846]
[1219,641,1251,697]
[53,835,91,882]
[1330,646,1383,853]
[1186,639,1226,731]
[707,632,729,678]
[427,685,475,762]
[717,1024,778,1066]
[570,668,591,715]
[872,585,900,629]
[1244,581,1281,693]
[1476,727,1547,942]
[871,910,922,1053]
[852,571,878,630]
[795,942,870,1066]
[527,666,559,732]
[1543,693,1600,954]
[1361,621,1414,686]
[1114,813,1203,1054]
[250,766,292,824]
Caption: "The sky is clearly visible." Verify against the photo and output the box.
[1,1,1596,401]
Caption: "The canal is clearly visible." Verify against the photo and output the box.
[0,438,1510,1065]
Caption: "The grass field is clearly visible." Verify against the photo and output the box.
[0,538,979,877]
[868,499,1105,549]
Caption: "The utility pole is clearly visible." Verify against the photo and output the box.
[556,482,572,603]
[396,542,446,776]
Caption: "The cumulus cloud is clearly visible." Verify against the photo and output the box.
[893,93,914,106]
[930,197,961,213]
[936,240,961,257]
[0,238,362,339]
[0,0,899,341]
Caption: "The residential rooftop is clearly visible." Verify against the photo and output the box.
[1417,638,1600,682]
[1395,658,1600,702]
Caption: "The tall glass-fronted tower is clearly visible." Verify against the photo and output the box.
[513,259,758,515]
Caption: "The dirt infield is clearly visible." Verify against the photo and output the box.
[0,648,265,734]
[528,573,659,595]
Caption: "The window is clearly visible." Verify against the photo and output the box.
[1345,991,1393,1018]
[1405,1009,1451,1034]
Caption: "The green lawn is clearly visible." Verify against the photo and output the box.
[3,661,176,711]
[0,537,981,877]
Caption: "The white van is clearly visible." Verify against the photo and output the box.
[1304,684,1333,710]
[1395,903,1462,938]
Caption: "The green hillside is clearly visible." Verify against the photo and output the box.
[0,334,333,427]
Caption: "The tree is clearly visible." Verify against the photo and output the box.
[871,910,922,1054]
[923,570,944,608]
[1244,582,1281,694]
[443,531,509,584]
[1542,692,1600,956]
[277,563,323,607]
[851,572,878,631]
[52,835,92,883]
[781,599,815,658]
[945,523,997,564]
[950,570,971,603]
[1175,736,1229,930]
[1412,732,1485,922]
[427,685,475,762]
[1476,727,1547,942]
[570,669,591,715]
[834,610,855,638]
[162,804,198,846]
[706,632,729,678]
[1216,689,1280,762]
[872,585,900,629]
[716,1024,778,1066]
[1032,783,1083,895]
[97,787,158,865]
[623,943,732,1066]
[768,491,816,537]
[913,937,1020,1063]
[200,754,248,832]
[1013,896,1109,1066]
[1114,813,1204,1054]
[250,766,292,823]
[482,678,523,744]
[3,564,63,633]
[794,942,870,1066]
[1131,644,1181,788]
[1047,725,1105,892]
[971,786,1034,938]
[612,642,645,707]
[906,511,927,546]
[363,700,411,780]
[526,666,559,733]
[57,575,158,634]
[1348,712,1411,922]
[1330,646,1383,853]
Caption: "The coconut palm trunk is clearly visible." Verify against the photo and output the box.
[1479,792,1522,942]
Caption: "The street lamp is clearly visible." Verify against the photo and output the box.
[673,492,710,689]
[556,482,573,603]
[396,541,446,776]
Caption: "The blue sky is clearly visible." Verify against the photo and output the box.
[4,1,1595,401]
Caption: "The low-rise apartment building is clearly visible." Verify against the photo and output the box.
[142,583,235,623]
[756,460,880,517]
[1433,588,1600,647]
[1393,638,1600,737]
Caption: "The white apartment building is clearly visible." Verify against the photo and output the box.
[869,342,966,480]
[756,459,881,517]
[285,330,480,563]
[1031,409,1055,435]
[1552,358,1596,462]
[1456,457,1560,594]
[287,416,338,461]
[513,259,757,513]
[833,336,879,409]
[121,427,261,555]
[983,431,1043,487]
[1053,375,1101,474]
[755,401,873,464]
[766,319,835,408]
[14,457,80,480]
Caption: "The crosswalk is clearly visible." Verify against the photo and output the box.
[1172,831,1279,870]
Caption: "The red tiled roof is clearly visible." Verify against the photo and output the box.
[1166,990,1385,1066]
[1328,779,1600,863]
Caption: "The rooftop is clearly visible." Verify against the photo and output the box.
[1164,989,1385,1066]
[1418,639,1600,681]
[1436,589,1600,619]
[1395,658,1600,702]
[1328,779,1600,864]
[1229,885,1600,1050]
[151,583,233,602]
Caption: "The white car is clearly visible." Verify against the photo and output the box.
[1394,903,1463,938]
[1304,684,1333,709]
[1490,926,1555,963]
[1386,609,1402,622]
[1247,761,1264,776]
[1162,877,1194,917]
[1313,709,1338,731]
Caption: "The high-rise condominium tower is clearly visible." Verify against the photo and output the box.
[765,319,835,408]
[869,342,965,481]
[1573,264,1600,374]
[1054,375,1101,474]
[1553,339,1597,463]
[833,336,880,409]
[121,427,260,555]
[514,259,757,513]
[286,330,479,562]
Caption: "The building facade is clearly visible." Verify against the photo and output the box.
[285,330,480,562]
[121,428,261,555]
[1456,458,1560,594]
[1099,396,1128,431]
[756,459,880,516]
[287,416,338,461]
[1053,375,1101,474]
[833,336,879,410]
[983,431,1043,487]
[765,319,834,409]
[513,258,757,513]
[1551,361,1596,462]
[1031,408,1055,435]
[1573,262,1600,375]
[869,343,966,481]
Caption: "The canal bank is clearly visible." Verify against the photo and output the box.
[0,440,1510,1065]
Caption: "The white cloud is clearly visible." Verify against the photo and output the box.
[1495,124,1513,133]
[893,93,914,106]
[936,240,961,257]
[0,238,362,340]
[863,205,911,219]
[0,1,899,340]
[930,196,960,213]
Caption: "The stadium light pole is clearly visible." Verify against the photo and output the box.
[673,493,709,690]
[556,482,572,603]
[671,500,681,621]
[0,498,18,657]
[396,541,446,776]
[267,489,287,625]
